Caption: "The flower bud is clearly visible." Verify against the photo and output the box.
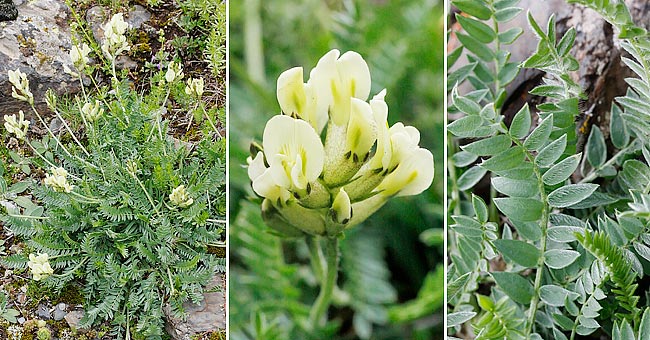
[260,199,307,238]
[330,188,352,225]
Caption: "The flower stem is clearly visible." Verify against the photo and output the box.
[306,235,324,282]
[308,236,339,328]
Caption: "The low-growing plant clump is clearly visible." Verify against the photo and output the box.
[0,4,225,339]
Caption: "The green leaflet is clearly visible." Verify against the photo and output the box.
[544,249,581,269]
[509,104,531,139]
[547,184,598,208]
[493,239,540,267]
[586,128,607,168]
[542,153,581,185]
[493,197,543,221]
[491,272,534,305]
[524,115,553,151]
[491,177,538,197]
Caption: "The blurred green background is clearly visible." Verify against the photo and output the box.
[229,0,445,339]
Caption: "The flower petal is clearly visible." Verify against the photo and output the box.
[247,152,267,182]
[331,188,352,224]
[346,98,377,159]
[378,148,434,197]
[277,67,306,116]
[337,51,371,101]
[262,115,324,183]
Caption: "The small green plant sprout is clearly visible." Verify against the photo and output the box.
[0,291,20,323]
[247,49,434,327]
[37,326,52,340]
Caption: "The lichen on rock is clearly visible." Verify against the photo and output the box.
[0,0,18,22]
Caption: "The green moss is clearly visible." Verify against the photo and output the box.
[207,245,225,258]
[210,330,226,340]
[55,285,84,306]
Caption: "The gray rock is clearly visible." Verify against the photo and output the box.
[36,303,51,320]
[0,200,17,212]
[53,302,67,321]
[164,273,226,339]
[0,0,17,22]
[125,5,151,29]
[17,316,25,324]
[85,6,108,44]
[0,0,79,116]
[63,310,84,331]
[115,55,138,70]
[87,5,151,47]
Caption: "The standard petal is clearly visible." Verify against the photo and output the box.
[303,82,327,133]
[346,98,377,159]
[277,67,306,117]
[292,122,325,182]
[262,115,296,157]
[337,51,371,101]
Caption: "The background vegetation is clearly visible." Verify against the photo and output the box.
[229,0,445,339]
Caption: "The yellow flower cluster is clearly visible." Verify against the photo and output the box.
[248,50,434,236]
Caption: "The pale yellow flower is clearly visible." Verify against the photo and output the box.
[169,185,193,208]
[27,253,54,281]
[70,43,91,70]
[185,77,204,97]
[165,61,184,83]
[44,167,73,193]
[3,110,30,140]
[81,100,103,122]
[8,69,33,104]
[101,13,130,59]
